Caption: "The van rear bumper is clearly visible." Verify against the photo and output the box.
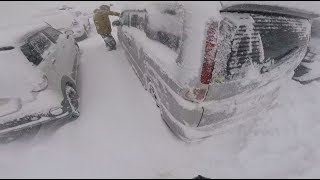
[160,77,285,142]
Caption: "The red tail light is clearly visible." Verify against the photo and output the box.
[200,21,219,84]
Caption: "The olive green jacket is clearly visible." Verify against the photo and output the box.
[93,9,120,35]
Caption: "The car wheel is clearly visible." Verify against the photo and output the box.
[65,85,80,118]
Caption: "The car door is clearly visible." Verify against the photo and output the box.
[129,11,146,72]
[127,12,140,59]
[118,11,131,50]
[44,27,78,82]
[26,31,61,92]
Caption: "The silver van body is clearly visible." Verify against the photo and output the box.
[116,2,317,141]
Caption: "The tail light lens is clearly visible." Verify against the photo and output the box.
[32,75,48,92]
[200,21,219,84]
[184,21,219,103]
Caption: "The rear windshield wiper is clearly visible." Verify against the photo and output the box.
[0,46,15,51]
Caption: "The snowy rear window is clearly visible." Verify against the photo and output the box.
[225,13,310,80]
[29,33,53,57]
[43,27,62,43]
[21,32,55,66]
[21,43,43,66]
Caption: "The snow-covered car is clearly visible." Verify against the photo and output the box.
[293,18,320,84]
[70,10,91,40]
[114,2,319,141]
[0,23,80,142]
[43,11,91,42]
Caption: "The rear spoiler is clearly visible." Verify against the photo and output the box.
[220,4,320,19]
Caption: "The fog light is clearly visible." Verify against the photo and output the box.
[49,107,64,116]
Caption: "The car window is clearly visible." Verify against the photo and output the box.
[20,43,43,66]
[29,32,55,60]
[129,11,146,31]
[145,6,184,53]
[43,27,62,43]
[130,14,139,28]
[137,13,146,31]
[121,11,130,26]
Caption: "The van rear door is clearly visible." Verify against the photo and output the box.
[205,4,315,101]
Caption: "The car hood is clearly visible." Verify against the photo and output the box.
[0,49,43,99]
[44,13,76,30]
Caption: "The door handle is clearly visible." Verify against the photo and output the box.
[51,58,57,64]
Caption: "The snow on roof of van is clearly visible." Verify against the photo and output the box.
[120,1,221,16]
[221,1,320,16]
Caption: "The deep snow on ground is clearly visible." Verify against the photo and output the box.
[1,1,320,179]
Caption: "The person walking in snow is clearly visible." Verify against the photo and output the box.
[93,5,120,50]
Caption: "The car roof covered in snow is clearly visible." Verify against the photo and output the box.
[0,23,50,47]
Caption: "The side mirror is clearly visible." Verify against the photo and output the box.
[112,20,122,27]
[65,30,74,36]
[65,30,74,39]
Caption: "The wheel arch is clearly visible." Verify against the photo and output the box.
[61,75,77,99]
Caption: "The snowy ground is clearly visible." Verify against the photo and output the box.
[1,1,320,178]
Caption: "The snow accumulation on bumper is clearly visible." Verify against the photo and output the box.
[0,94,72,139]
[0,108,71,138]
[0,111,70,137]
[161,76,290,142]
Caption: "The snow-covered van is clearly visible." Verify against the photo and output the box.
[113,1,319,141]
[0,23,80,142]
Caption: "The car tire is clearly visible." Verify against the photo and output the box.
[65,84,80,118]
